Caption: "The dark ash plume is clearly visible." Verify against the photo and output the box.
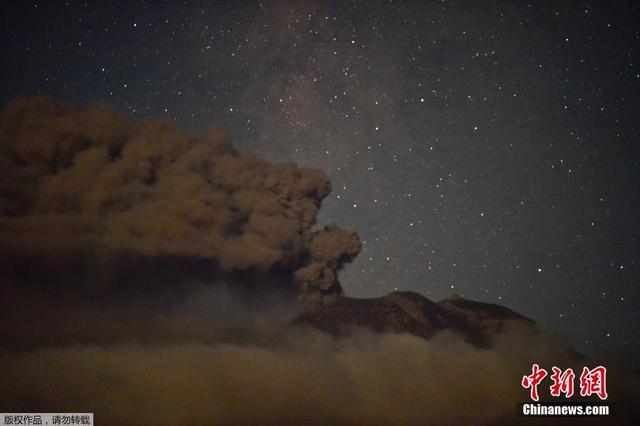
[0,96,360,297]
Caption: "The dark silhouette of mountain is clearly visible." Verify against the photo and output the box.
[294,291,536,348]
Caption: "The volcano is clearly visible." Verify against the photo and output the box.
[295,291,539,348]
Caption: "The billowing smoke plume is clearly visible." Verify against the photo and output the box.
[0,96,360,297]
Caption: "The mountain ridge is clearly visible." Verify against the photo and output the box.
[294,291,537,348]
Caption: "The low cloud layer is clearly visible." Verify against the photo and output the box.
[0,324,605,426]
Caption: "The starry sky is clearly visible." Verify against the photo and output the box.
[1,0,638,357]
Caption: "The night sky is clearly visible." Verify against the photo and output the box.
[1,0,638,357]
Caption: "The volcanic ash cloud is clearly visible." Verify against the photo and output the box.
[0,96,360,297]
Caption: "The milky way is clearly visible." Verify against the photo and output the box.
[1,0,638,357]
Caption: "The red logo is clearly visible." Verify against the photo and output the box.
[521,365,607,401]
